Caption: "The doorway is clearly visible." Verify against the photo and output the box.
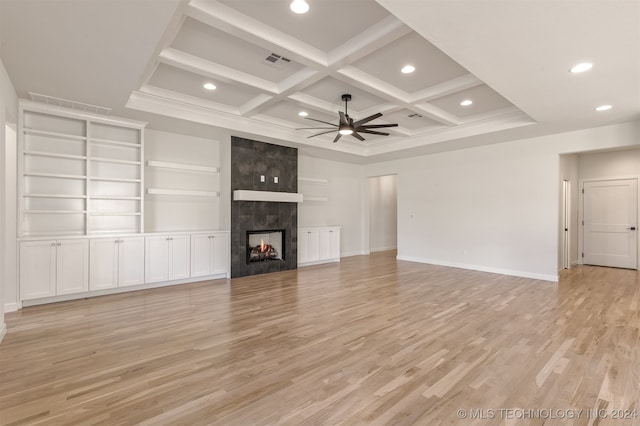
[368,175,397,253]
[561,179,570,269]
[582,178,638,269]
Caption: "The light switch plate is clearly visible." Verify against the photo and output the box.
[274,176,279,183]
[260,175,265,182]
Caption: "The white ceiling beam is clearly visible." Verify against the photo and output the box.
[409,74,483,103]
[238,94,274,116]
[159,48,279,94]
[187,0,327,68]
[413,103,461,126]
[327,16,411,68]
[139,85,240,115]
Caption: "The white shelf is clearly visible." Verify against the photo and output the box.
[24,128,87,141]
[24,172,87,180]
[91,195,141,200]
[91,138,140,148]
[89,212,141,216]
[304,196,329,202]
[146,160,218,173]
[24,193,87,199]
[23,230,86,237]
[89,229,139,235]
[24,210,87,214]
[146,188,220,197]
[91,157,141,166]
[24,150,87,160]
[299,176,329,184]
[91,177,141,183]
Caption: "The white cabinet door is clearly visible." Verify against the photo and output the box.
[327,228,340,260]
[145,236,169,283]
[20,241,56,300]
[319,230,331,260]
[211,233,229,275]
[169,235,190,280]
[90,238,119,290]
[119,237,144,287]
[191,234,213,278]
[56,239,89,295]
[305,230,320,262]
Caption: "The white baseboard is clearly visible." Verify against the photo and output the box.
[0,322,6,344]
[396,255,559,283]
[298,258,340,268]
[340,250,368,258]
[4,302,18,313]
[370,246,397,253]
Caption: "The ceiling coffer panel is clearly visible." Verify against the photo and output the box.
[429,84,515,118]
[149,63,263,107]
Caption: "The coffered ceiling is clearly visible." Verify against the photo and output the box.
[1,0,638,162]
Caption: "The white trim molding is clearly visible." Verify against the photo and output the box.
[233,190,303,203]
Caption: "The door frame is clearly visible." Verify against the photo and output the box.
[578,175,639,268]
[562,179,570,269]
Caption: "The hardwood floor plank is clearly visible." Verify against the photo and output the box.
[1,252,639,425]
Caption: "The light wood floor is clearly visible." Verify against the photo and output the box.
[1,251,639,425]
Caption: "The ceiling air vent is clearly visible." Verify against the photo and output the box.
[408,113,423,118]
[264,53,292,69]
[29,92,112,115]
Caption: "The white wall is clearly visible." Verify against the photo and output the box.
[298,155,366,257]
[578,148,640,179]
[368,174,397,252]
[144,129,221,232]
[559,154,579,269]
[364,121,639,282]
[0,56,19,341]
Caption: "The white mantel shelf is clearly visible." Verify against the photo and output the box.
[233,190,303,203]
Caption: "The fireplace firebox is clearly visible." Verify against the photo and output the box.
[246,230,285,264]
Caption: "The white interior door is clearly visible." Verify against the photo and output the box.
[583,179,638,269]
[562,179,570,269]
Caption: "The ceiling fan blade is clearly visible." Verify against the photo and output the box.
[305,117,338,127]
[333,133,342,143]
[352,112,382,128]
[358,130,390,136]
[351,131,365,141]
[339,111,349,126]
[308,130,338,138]
[296,127,336,130]
[358,123,398,129]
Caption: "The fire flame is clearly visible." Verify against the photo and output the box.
[260,239,266,252]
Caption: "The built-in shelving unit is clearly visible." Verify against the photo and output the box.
[18,101,146,237]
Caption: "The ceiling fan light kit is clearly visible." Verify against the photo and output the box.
[296,93,398,143]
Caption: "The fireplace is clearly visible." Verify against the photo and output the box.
[246,230,285,264]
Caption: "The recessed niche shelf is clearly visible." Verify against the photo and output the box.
[24,172,87,180]
[24,151,87,160]
[146,188,220,197]
[92,157,141,166]
[23,128,87,141]
[90,212,142,216]
[24,194,87,199]
[146,160,218,173]
[303,196,329,202]
[299,176,329,184]
[91,177,141,183]
[24,209,88,214]
[90,195,141,200]
[91,138,141,148]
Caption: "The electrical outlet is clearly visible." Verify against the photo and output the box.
[274,176,279,183]
[260,175,265,182]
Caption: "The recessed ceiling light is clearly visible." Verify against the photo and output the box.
[401,65,415,74]
[570,62,593,73]
[595,104,612,111]
[203,82,216,90]
[290,0,309,14]
[298,111,308,117]
[460,99,473,106]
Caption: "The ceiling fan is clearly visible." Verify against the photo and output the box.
[296,94,398,143]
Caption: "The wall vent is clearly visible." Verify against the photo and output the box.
[29,92,112,115]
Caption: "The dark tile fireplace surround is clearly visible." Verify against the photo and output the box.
[231,137,298,278]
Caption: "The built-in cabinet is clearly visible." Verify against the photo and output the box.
[17,101,230,307]
[20,239,89,300]
[89,237,145,290]
[298,226,341,266]
[145,234,191,283]
[191,232,229,277]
